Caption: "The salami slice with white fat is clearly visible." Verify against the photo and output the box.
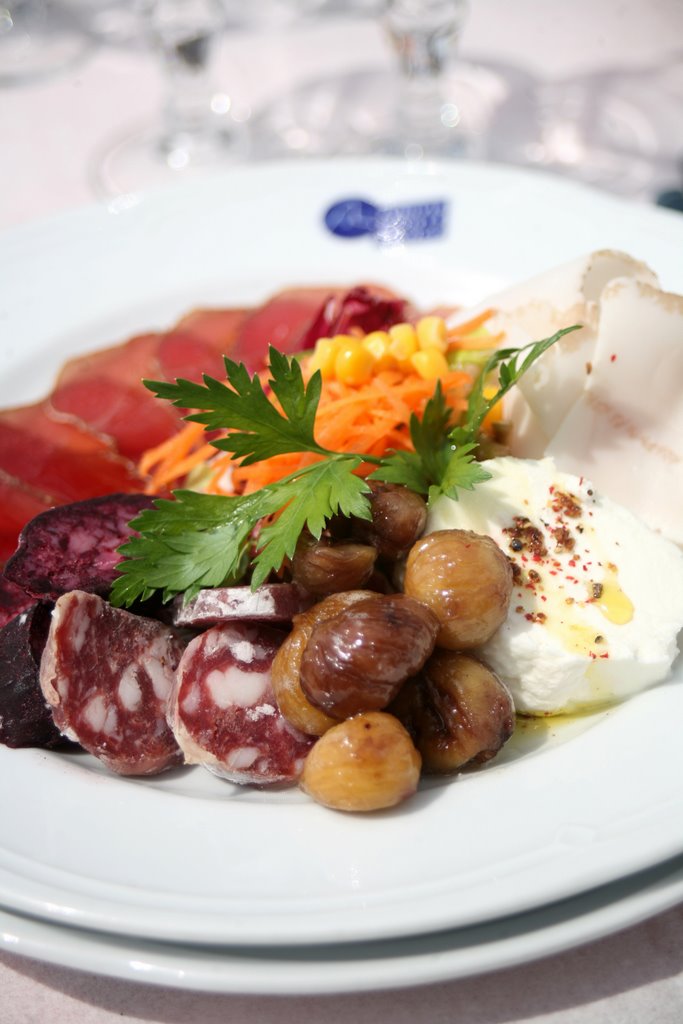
[40,591,185,776]
[172,623,314,785]
[172,584,313,628]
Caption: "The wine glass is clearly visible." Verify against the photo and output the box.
[486,56,683,200]
[57,0,153,48]
[91,0,249,199]
[0,0,90,84]
[250,0,534,160]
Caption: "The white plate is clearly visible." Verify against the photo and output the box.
[1,159,682,949]
[2,852,683,995]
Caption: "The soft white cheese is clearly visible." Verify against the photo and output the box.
[428,457,683,715]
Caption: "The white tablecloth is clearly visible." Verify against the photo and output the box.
[2,2,683,1020]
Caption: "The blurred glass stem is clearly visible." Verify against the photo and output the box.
[385,0,470,145]
[150,0,235,165]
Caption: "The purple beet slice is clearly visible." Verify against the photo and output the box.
[4,493,155,601]
[0,574,35,629]
[0,602,66,749]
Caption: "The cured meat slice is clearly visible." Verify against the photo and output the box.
[40,591,185,775]
[49,376,181,461]
[56,332,163,386]
[0,602,65,749]
[0,401,144,504]
[0,574,35,629]
[5,493,155,601]
[172,584,313,628]
[230,287,335,369]
[174,308,250,351]
[172,623,314,785]
[156,329,227,385]
[165,307,250,367]
[0,471,53,566]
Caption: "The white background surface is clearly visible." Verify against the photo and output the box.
[2,1,683,1021]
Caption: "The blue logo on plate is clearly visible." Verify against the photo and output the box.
[324,198,447,244]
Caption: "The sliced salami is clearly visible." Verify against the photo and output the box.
[172,584,313,629]
[40,591,185,775]
[0,602,65,749]
[172,623,314,785]
[5,493,155,601]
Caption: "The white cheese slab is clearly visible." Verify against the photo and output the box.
[448,250,658,444]
[428,457,683,715]
[547,278,683,544]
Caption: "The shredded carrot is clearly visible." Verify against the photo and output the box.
[447,307,495,338]
[138,420,205,478]
[446,308,504,350]
[139,363,472,497]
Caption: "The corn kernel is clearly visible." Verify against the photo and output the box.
[362,330,396,371]
[481,384,503,429]
[416,315,448,352]
[334,337,374,385]
[308,337,339,379]
[410,347,450,380]
[388,323,419,369]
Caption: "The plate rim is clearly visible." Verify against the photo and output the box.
[1,851,683,995]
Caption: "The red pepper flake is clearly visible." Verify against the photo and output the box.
[568,559,577,567]
[599,653,610,659]
[610,353,617,362]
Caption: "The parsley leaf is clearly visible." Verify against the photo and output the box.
[110,491,265,605]
[252,458,371,588]
[435,443,492,503]
[370,382,491,505]
[111,459,373,605]
[450,326,581,445]
[143,345,329,466]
